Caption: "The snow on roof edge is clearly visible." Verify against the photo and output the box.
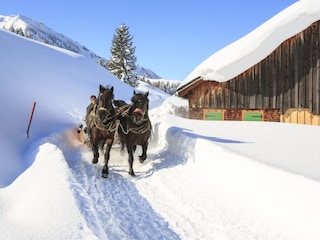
[179,0,320,90]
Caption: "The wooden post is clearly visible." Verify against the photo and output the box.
[26,101,36,138]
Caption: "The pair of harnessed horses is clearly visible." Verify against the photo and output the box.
[86,85,151,178]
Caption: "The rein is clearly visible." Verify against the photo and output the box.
[118,118,151,135]
[97,107,117,122]
[92,104,117,132]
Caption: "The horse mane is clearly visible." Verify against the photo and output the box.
[131,91,149,104]
[100,85,114,97]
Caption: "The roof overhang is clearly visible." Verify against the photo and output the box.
[176,76,203,98]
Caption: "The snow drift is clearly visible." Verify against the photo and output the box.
[0,28,134,186]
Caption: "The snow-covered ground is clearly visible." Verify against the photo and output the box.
[1,1,320,238]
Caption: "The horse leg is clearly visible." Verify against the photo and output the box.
[91,139,99,164]
[139,141,148,163]
[118,129,126,154]
[120,139,126,154]
[126,142,135,176]
[102,139,113,178]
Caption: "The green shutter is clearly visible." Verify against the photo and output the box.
[205,112,222,120]
[244,112,262,121]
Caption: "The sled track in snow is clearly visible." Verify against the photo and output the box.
[57,132,179,240]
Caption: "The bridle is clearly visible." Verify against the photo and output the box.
[94,91,117,131]
[118,98,151,135]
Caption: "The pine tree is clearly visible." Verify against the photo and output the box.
[107,24,139,87]
[9,25,15,33]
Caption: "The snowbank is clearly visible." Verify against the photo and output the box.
[0,140,97,239]
[0,29,133,187]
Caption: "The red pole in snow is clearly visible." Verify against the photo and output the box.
[26,101,36,138]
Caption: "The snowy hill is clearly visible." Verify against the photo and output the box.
[0,14,162,80]
[0,14,99,60]
[1,2,320,239]
[136,65,161,79]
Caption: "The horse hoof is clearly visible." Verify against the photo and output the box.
[102,173,108,178]
[92,159,98,164]
[128,170,135,177]
[139,155,146,163]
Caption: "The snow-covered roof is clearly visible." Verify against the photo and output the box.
[179,0,320,90]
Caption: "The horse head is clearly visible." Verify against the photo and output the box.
[130,90,149,125]
[97,85,115,123]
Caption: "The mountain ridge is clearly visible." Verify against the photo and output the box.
[0,14,162,80]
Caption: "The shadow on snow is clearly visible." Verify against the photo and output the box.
[141,126,249,176]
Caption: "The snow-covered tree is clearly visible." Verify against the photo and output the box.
[107,24,138,87]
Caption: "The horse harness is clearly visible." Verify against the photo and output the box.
[117,104,151,135]
[91,104,118,132]
[89,100,151,135]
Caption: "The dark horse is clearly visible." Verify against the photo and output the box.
[86,85,117,178]
[118,91,152,176]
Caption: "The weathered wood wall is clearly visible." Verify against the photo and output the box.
[186,21,320,120]
[189,108,280,122]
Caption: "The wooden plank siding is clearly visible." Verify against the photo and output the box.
[180,21,320,124]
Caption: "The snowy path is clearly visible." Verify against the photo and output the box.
[55,131,179,240]
[50,124,320,240]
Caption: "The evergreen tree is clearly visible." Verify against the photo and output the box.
[107,24,138,87]
[9,25,15,33]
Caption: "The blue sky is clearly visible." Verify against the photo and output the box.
[1,0,298,80]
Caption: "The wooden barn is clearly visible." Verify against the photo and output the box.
[177,3,320,126]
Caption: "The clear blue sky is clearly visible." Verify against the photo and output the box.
[0,0,298,80]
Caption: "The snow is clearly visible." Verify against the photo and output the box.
[1,1,320,238]
[0,14,99,60]
[0,14,162,80]
[180,0,320,86]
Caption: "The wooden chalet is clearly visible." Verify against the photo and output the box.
[177,20,320,126]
